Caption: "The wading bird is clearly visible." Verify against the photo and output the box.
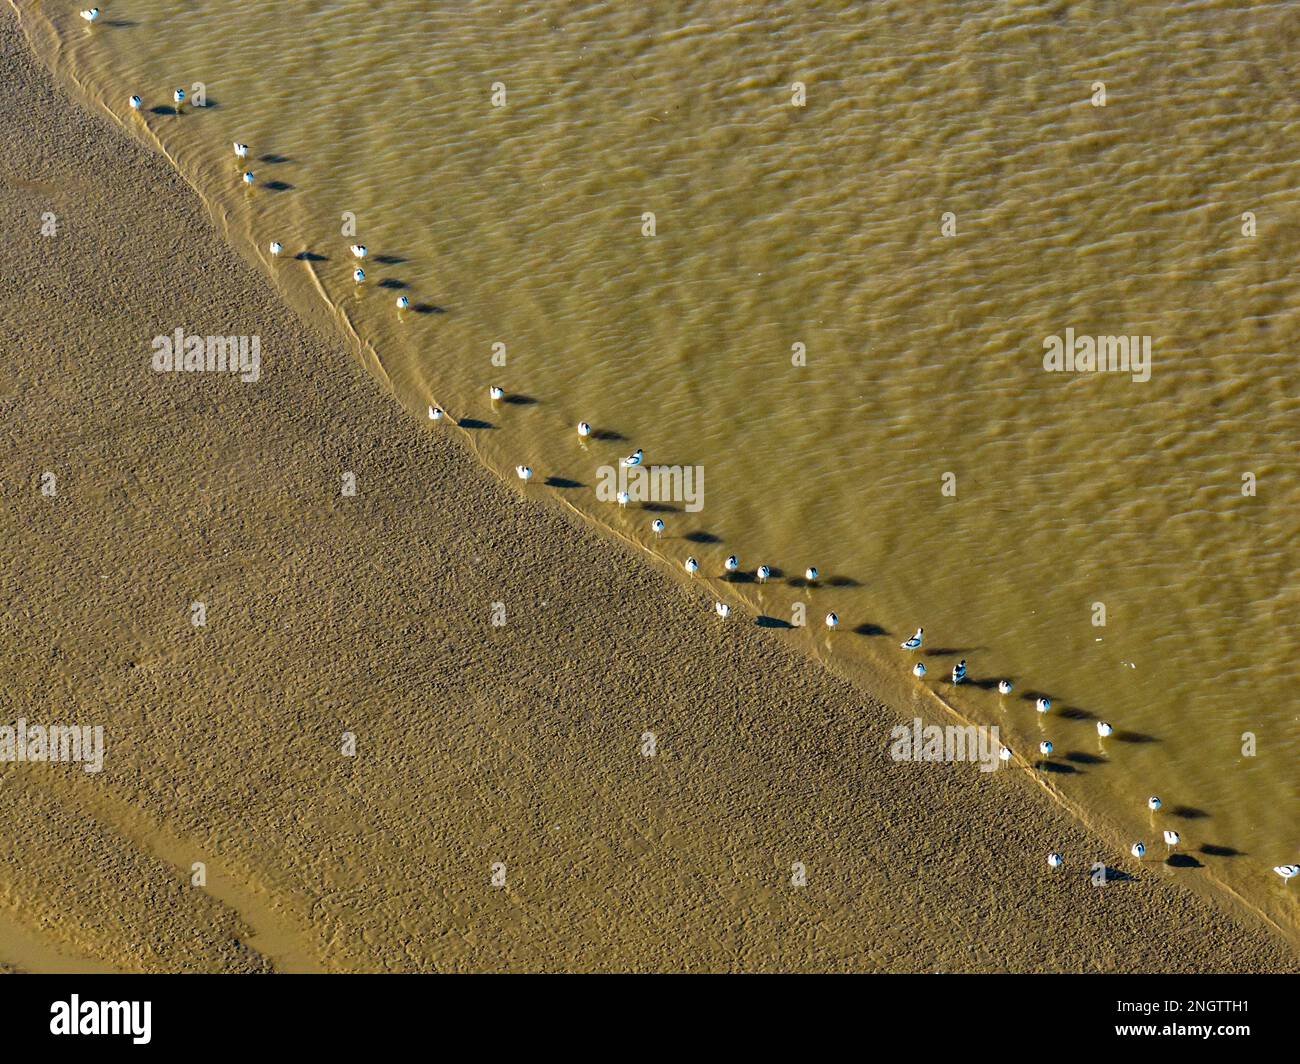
[489,385,504,401]
[824,612,838,629]
[242,171,256,187]
[912,662,927,678]
[350,244,368,259]
[234,142,250,161]
[998,680,1013,695]
[352,267,365,285]
[129,95,143,111]
[951,659,967,685]
[1047,853,1063,869]
[577,422,591,438]
[269,241,283,257]
[427,406,444,421]
[756,565,771,583]
[651,519,665,537]
[173,88,186,112]
[724,555,739,574]
[1147,796,1162,812]
[715,602,731,620]
[1039,741,1053,756]
[1163,830,1180,850]
[1131,842,1146,860]
[515,465,532,482]
[1097,721,1114,738]
[1274,865,1299,883]
[80,8,100,23]
[900,628,923,651]
[684,557,699,575]
[621,449,643,467]
[805,567,819,584]
[396,295,410,311]
[1036,697,1051,714]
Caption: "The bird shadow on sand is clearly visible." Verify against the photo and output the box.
[503,395,539,406]
[104,19,139,28]
[969,679,1003,691]
[1057,705,1096,721]
[925,647,984,657]
[1171,805,1210,820]
[1037,760,1079,774]
[724,571,755,584]
[456,418,494,430]
[684,530,722,544]
[757,616,794,629]
[1199,844,1243,858]
[1064,751,1107,765]
[1167,854,1204,869]
[592,429,626,442]
[1114,729,1159,744]
[853,622,890,637]
[1100,867,1137,883]
[545,477,582,489]
[295,251,328,262]
[149,106,178,116]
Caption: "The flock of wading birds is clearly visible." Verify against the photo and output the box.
[103,47,1299,891]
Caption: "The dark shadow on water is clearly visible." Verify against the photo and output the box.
[853,622,889,637]
[1171,805,1210,820]
[105,19,138,28]
[1199,844,1242,858]
[1115,730,1159,744]
[641,502,678,513]
[1167,854,1203,869]
[826,576,860,588]
[1037,760,1077,774]
[592,429,626,442]
[1065,751,1107,765]
[457,418,494,430]
[295,251,328,262]
[413,303,446,314]
[378,278,408,290]
[504,394,538,406]
[150,106,177,116]
[545,477,582,489]
[1058,705,1096,721]
[374,255,407,265]
[926,647,983,657]
[969,679,1002,691]
[757,616,794,630]
[724,571,754,584]
[684,531,722,544]
[263,180,293,192]
[259,153,291,164]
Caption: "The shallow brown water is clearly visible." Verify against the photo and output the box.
[17,0,1298,935]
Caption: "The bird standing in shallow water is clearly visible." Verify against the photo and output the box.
[269,241,283,257]
[1131,842,1146,860]
[1097,721,1114,738]
[234,142,250,162]
[684,557,699,575]
[901,628,923,651]
[913,662,927,678]
[756,565,771,583]
[352,267,365,285]
[1036,697,1051,714]
[1039,741,1053,756]
[1163,830,1180,851]
[515,465,532,482]
[805,567,819,584]
[242,171,256,188]
[951,659,967,685]
[651,519,665,537]
[998,680,1013,695]
[577,422,591,439]
[80,8,100,23]
[724,555,739,574]
[129,95,143,111]
[1274,865,1299,883]
[621,449,644,467]
[824,612,838,629]
[616,491,630,508]
[489,385,504,402]
[1147,796,1162,812]
[396,295,411,311]
[427,406,444,422]
[173,88,186,112]
[350,244,368,259]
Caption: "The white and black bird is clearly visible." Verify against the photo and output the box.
[269,241,283,257]
[242,171,256,187]
[233,142,250,161]
[1131,842,1146,860]
[1147,796,1162,812]
[824,612,838,629]
[129,95,143,111]
[805,567,819,584]
[616,491,630,508]
[1163,830,1180,850]
[621,449,644,468]
[900,628,923,651]
[951,659,967,685]
[577,421,591,438]
[913,662,927,678]
[684,557,699,575]
[427,405,444,422]
[352,267,365,284]
[350,244,368,259]
[515,465,532,482]
[756,565,771,583]
[715,602,731,620]
[998,680,1013,695]
[1047,853,1063,869]
[1097,721,1114,738]
[80,8,100,23]
[1039,740,1054,756]
[998,745,1012,764]
[173,88,186,111]
[1036,697,1051,714]
[489,385,504,401]
[724,555,739,574]
[396,295,411,311]
[1274,865,1299,883]
[651,519,665,537]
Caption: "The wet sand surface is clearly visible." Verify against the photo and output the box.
[0,7,1294,972]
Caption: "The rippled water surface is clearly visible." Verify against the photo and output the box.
[21,0,1298,933]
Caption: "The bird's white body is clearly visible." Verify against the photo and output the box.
[616,491,630,508]
[577,422,591,438]
[269,241,283,257]
[173,89,186,107]
[129,95,143,110]
[1097,721,1114,737]
[1274,865,1299,882]
[715,602,731,620]
[1047,853,1063,869]
[824,612,838,629]
[427,406,444,421]
[515,465,532,482]
[805,567,819,584]
[242,171,256,186]
[350,244,368,259]
[396,296,411,310]
[913,662,927,678]
[234,142,249,159]
[80,8,100,23]
[951,660,967,685]
[489,386,504,401]
[1163,830,1180,848]
[621,449,644,467]
[352,268,365,284]
[1036,697,1051,714]
[684,557,699,574]
[724,555,739,573]
[756,565,771,583]
[998,746,1012,763]
[900,628,923,651]
[998,680,1013,695]
[1148,796,1162,812]
[1131,842,1146,859]
[651,519,665,536]
[1039,741,1053,756]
